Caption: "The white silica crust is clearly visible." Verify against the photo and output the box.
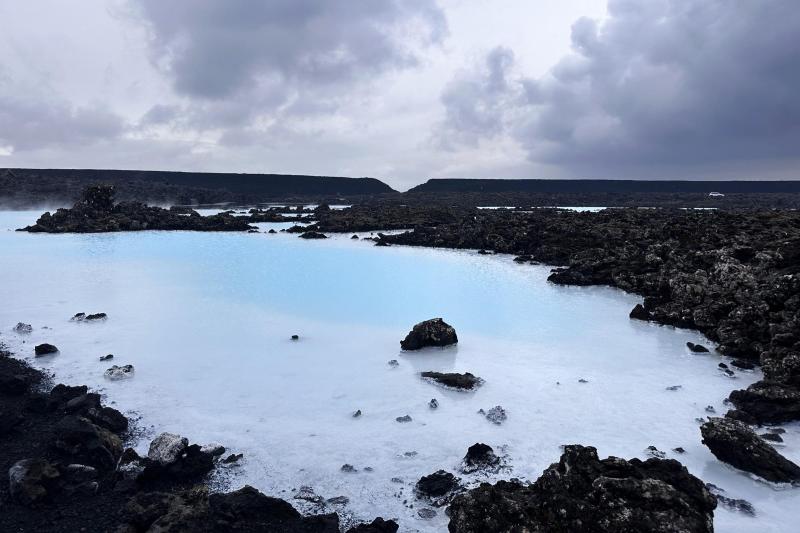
[0,210,798,532]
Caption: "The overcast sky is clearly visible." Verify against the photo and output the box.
[0,0,798,190]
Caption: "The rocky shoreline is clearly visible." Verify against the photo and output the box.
[0,346,399,532]
[9,191,800,531]
[303,205,800,428]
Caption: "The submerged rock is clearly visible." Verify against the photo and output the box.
[447,444,716,533]
[104,364,134,380]
[705,484,756,516]
[421,371,481,390]
[99,354,114,361]
[429,398,439,409]
[395,415,412,423]
[34,343,59,356]
[700,417,800,483]
[13,322,32,334]
[400,318,458,350]
[482,406,507,425]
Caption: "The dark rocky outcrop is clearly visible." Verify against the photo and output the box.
[687,342,710,353]
[401,318,458,350]
[421,371,481,390]
[20,185,255,233]
[447,444,716,533]
[700,417,800,483]
[416,470,459,500]
[462,443,499,472]
[299,231,328,239]
[34,343,59,356]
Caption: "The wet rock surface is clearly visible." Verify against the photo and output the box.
[700,417,800,483]
[447,444,716,533]
[20,185,254,233]
[421,371,481,390]
[400,318,458,350]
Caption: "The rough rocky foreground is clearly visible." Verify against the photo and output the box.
[0,347,398,532]
[447,445,716,533]
[305,205,800,426]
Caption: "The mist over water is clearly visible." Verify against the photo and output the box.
[1,210,798,532]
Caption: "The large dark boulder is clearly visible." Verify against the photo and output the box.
[416,470,459,499]
[700,417,800,483]
[401,318,458,350]
[8,459,61,506]
[346,518,399,533]
[34,343,59,356]
[447,445,715,533]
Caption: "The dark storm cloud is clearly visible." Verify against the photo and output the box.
[0,92,124,151]
[437,46,516,148]
[441,0,800,177]
[133,0,447,116]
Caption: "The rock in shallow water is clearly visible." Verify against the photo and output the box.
[700,417,800,483]
[416,470,459,499]
[104,364,134,380]
[34,343,58,356]
[421,371,481,390]
[13,322,32,334]
[447,444,716,533]
[400,318,458,350]
[687,342,710,353]
[462,443,499,472]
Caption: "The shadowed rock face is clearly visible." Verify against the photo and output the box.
[700,417,800,483]
[400,318,458,350]
[447,445,716,533]
[20,185,254,233]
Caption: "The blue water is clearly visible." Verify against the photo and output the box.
[0,210,796,533]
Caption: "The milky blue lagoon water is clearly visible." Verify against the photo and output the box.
[1,210,797,532]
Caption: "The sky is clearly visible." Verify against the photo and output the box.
[0,0,798,190]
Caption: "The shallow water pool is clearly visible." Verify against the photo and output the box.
[1,210,797,532]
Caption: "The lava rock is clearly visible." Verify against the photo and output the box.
[629,303,651,320]
[687,342,710,353]
[462,443,499,472]
[347,517,399,533]
[148,432,189,465]
[53,415,123,470]
[416,470,459,499]
[482,406,507,425]
[421,371,481,390]
[447,444,716,533]
[99,354,114,361]
[429,398,439,409]
[34,343,59,356]
[700,417,800,483]
[400,318,458,350]
[8,458,61,506]
[104,364,134,380]
[395,415,412,423]
[299,231,328,239]
[13,322,32,333]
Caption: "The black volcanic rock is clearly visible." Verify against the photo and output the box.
[421,371,481,390]
[34,343,59,356]
[416,470,459,499]
[20,185,255,233]
[299,231,328,239]
[700,417,800,483]
[447,444,716,533]
[687,342,710,353]
[400,318,458,350]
